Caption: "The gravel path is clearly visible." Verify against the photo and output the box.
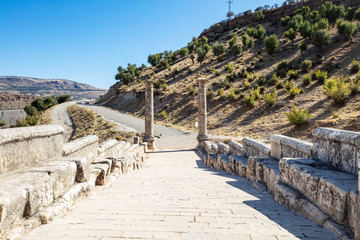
[51,102,75,142]
[22,150,338,240]
[80,104,198,150]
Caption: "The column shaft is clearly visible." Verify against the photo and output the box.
[144,80,155,149]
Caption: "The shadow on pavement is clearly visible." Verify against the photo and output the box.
[193,152,338,240]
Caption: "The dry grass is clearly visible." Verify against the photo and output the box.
[38,108,53,125]
[67,104,140,143]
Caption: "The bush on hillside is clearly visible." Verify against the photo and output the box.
[323,77,351,104]
[179,47,189,57]
[302,75,312,86]
[319,2,345,24]
[313,18,329,31]
[298,41,307,54]
[301,60,312,72]
[288,14,303,31]
[264,34,279,55]
[229,33,239,48]
[264,89,277,106]
[299,21,313,39]
[242,35,249,47]
[56,94,71,104]
[253,11,265,21]
[336,19,357,40]
[312,29,331,49]
[286,105,312,126]
[212,42,226,60]
[311,70,328,83]
[231,44,242,56]
[284,28,297,42]
[351,59,360,73]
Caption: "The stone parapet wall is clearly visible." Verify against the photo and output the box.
[199,127,360,239]
[271,135,313,160]
[313,128,360,175]
[0,125,64,175]
[0,124,147,240]
[62,135,99,160]
[243,138,271,158]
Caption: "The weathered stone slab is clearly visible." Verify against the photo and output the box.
[93,158,113,173]
[313,127,360,175]
[204,141,212,154]
[211,143,219,154]
[280,158,358,225]
[63,135,99,160]
[208,154,217,168]
[98,139,118,157]
[255,158,280,195]
[0,125,64,174]
[63,157,91,183]
[217,142,230,155]
[29,161,77,199]
[243,138,270,158]
[228,141,244,156]
[91,164,109,186]
[246,156,257,182]
[271,135,312,160]
[348,191,359,232]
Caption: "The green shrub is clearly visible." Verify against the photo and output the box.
[284,28,297,42]
[355,8,360,20]
[288,14,303,31]
[281,16,291,27]
[301,60,313,72]
[264,89,277,106]
[179,47,189,57]
[212,42,226,60]
[313,18,329,31]
[56,94,71,104]
[247,38,255,49]
[254,24,266,39]
[43,96,58,109]
[218,88,225,98]
[264,34,279,55]
[312,29,331,49]
[285,80,294,91]
[319,2,345,24]
[299,21,313,39]
[276,81,284,89]
[225,63,235,73]
[242,35,249,47]
[323,77,351,104]
[234,88,240,94]
[286,105,312,126]
[312,70,328,83]
[268,73,280,86]
[0,120,6,127]
[287,84,302,98]
[351,59,360,73]
[336,19,357,40]
[31,98,45,112]
[253,10,265,21]
[287,69,299,80]
[231,44,243,56]
[188,86,196,95]
[229,33,239,48]
[207,90,215,99]
[349,77,360,94]
[243,80,251,89]
[245,88,260,107]
[161,110,167,119]
[229,89,236,99]
[298,41,307,54]
[302,75,312,86]
[24,105,37,116]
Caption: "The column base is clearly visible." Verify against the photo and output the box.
[143,135,156,150]
[197,134,209,148]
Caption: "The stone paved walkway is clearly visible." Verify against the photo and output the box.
[22,150,338,240]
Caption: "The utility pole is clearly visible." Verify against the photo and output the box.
[227,0,233,13]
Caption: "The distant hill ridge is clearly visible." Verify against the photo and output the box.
[0,76,106,100]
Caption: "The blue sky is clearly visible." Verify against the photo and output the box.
[0,0,284,89]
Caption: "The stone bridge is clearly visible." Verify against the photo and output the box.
[0,79,359,240]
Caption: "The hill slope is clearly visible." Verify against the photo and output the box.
[98,0,360,142]
[0,76,106,100]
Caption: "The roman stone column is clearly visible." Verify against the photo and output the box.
[197,78,209,147]
[143,80,155,149]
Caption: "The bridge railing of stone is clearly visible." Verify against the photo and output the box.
[198,127,360,240]
[0,124,147,240]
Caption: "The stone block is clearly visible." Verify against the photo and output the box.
[313,127,359,175]
[348,191,359,232]
[63,135,99,160]
[91,164,109,186]
[208,154,217,168]
[298,199,329,226]
[280,158,358,226]
[0,188,27,233]
[274,182,301,211]
[270,135,282,160]
[217,142,230,155]
[246,156,257,182]
[29,160,77,199]
[93,158,113,172]
[0,125,64,174]
[98,139,118,157]
[243,138,270,158]
[211,143,219,154]
[64,157,91,183]
[204,141,212,154]
[228,141,244,156]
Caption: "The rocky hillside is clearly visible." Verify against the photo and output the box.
[98,0,360,142]
[0,76,106,100]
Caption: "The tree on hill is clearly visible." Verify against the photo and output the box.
[337,19,357,41]
[264,35,279,55]
[312,29,331,50]
[319,2,345,25]
[284,28,297,42]
[212,42,226,60]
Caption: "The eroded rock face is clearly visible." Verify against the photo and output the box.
[279,158,358,225]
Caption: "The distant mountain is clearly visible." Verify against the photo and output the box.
[0,76,107,100]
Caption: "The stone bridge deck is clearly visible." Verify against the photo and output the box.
[22,150,337,240]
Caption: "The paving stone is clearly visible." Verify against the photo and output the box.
[22,150,338,240]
